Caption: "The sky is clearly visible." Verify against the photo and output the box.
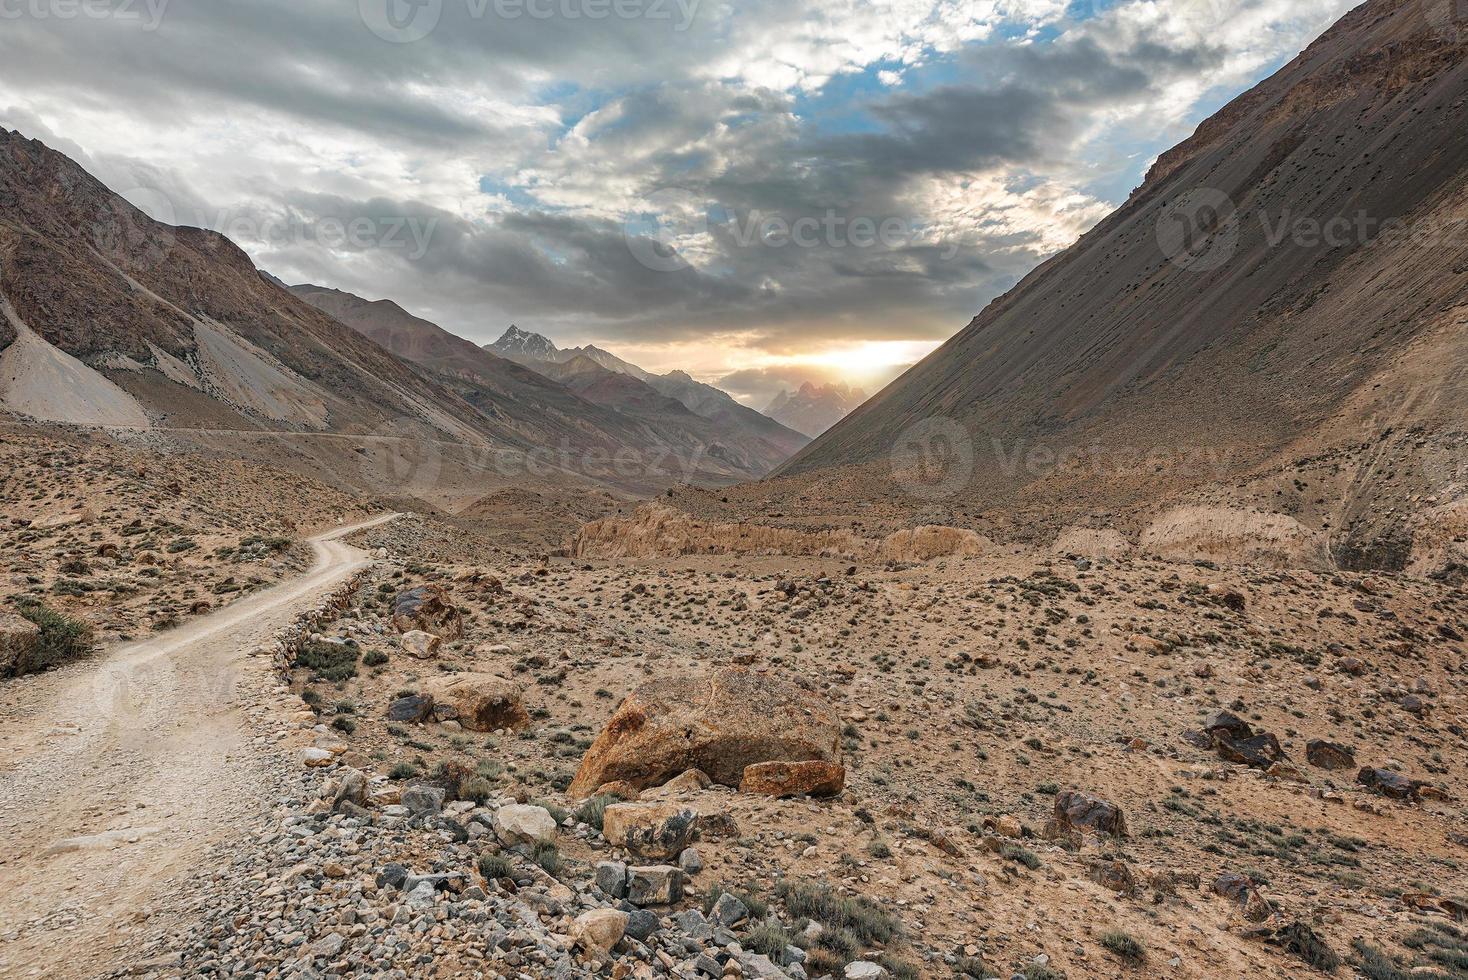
[0,0,1357,406]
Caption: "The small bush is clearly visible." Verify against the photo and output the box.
[776,881,902,945]
[362,650,389,667]
[744,921,796,959]
[532,841,562,875]
[1275,922,1340,972]
[879,955,920,980]
[867,840,893,859]
[575,793,617,831]
[12,599,94,675]
[294,639,358,682]
[478,854,514,880]
[1025,964,1066,980]
[331,716,356,734]
[389,761,419,780]
[953,955,996,978]
[1001,842,1042,870]
[1100,930,1145,963]
[459,777,494,803]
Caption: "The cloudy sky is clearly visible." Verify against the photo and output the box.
[0,0,1354,405]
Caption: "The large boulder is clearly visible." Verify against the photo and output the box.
[572,908,628,957]
[423,674,528,732]
[1357,767,1426,802]
[391,586,463,640]
[568,667,841,798]
[1202,710,1284,769]
[1046,789,1127,840]
[0,613,41,677]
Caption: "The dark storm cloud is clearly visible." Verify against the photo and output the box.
[0,0,1320,366]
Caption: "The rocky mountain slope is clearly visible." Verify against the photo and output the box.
[292,285,800,482]
[484,325,810,474]
[0,129,501,447]
[771,0,1468,575]
[766,382,868,438]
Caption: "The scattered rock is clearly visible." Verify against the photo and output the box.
[738,759,846,798]
[1306,740,1356,771]
[601,802,697,860]
[494,803,559,846]
[423,673,529,732]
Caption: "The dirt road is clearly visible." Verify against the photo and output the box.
[0,514,397,979]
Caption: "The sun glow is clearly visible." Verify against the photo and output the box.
[793,340,940,380]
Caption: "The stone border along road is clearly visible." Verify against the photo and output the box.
[0,513,400,979]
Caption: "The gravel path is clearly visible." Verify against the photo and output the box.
[0,514,397,979]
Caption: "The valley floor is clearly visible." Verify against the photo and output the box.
[0,429,1464,980]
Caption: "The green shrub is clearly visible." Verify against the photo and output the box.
[575,793,617,831]
[389,761,419,780]
[532,841,562,875]
[776,881,902,945]
[744,921,796,959]
[294,639,358,681]
[12,599,94,675]
[867,840,893,859]
[1001,842,1042,870]
[478,854,514,880]
[362,650,389,667]
[1100,931,1145,963]
[1275,922,1339,972]
[459,777,494,803]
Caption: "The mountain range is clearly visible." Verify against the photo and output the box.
[484,326,809,468]
[764,382,867,438]
[0,127,807,503]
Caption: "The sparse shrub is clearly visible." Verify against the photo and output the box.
[1001,842,1042,870]
[533,799,570,825]
[744,921,796,959]
[362,650,389,667]
[953,954,996,978]
[776,881,902,945]
[1024,964,1066,980]
[867,840,893,859]
[478,854,514,880]
[11,599,94,675]
[389,761,419,780]
[331,716,356,734]
[879,955,920,980]
[1100,930,1145,963]
[532,841,562,875]
[459,777,493,803]
[575,793,617,831]
[294,639,358,682]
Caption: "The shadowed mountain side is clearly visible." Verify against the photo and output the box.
[763,0,1468,573]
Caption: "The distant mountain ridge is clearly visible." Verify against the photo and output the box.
[765,382,867,437]
[485,325,808,465]
[293,288,806,480]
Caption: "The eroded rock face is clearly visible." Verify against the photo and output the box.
[423,674,528,732]
[391,586,463,640]
[1047,789,1127,840]
[738,760,845,798]
[568,667,841,797]
[1357,767,1425,801]
[601,803,697,860]
[1202,710,1284,769]
[1306,740,1356,771]
[400,630,441,659]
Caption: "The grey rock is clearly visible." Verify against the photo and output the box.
[595,861,629,899]
[627,865,684,906]
[678,847,704,875]
[623,908,659,942]
[401,785,446,816]
[710,892,748,928]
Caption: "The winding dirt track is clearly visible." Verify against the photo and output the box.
[0,514,397,980]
